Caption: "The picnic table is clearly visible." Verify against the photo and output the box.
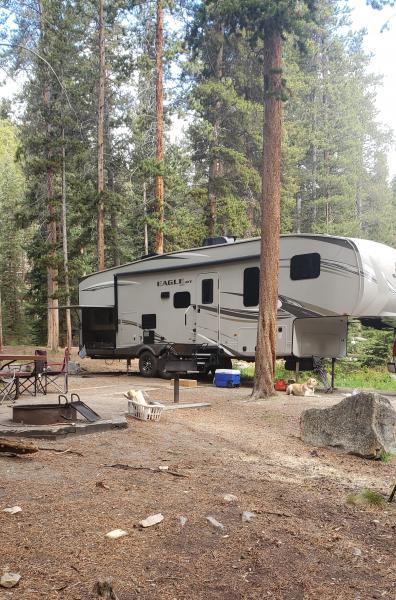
[0,352,47,403]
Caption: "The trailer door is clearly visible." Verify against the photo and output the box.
[195,273,220,345]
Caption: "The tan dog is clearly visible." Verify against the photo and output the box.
[286,377,318,397]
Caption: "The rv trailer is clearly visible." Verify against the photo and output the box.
[78,234,396,376]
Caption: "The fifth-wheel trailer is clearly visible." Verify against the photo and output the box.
[78,234,396,376]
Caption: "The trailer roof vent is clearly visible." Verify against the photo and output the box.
[202,236,236,247]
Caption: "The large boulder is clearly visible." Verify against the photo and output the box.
[300,392,396,458]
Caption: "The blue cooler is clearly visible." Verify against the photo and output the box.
[214,369,241,388]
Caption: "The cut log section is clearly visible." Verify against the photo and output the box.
[0,437,38,454]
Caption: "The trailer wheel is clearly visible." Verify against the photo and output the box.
[220,357,233,370]
[207,356,233,377]
[139,352,159,377]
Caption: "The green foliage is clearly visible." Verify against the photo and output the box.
[379,450,394,463]
[0,0,395,347]
[346,489,385,507]
[0,118,31,343]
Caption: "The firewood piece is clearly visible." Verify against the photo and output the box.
[0,438,38,454]
[38,446,83,456]
[104,463,188,478]
[93,578,120,599]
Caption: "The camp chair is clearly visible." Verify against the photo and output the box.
[45,348,69,393]
[0,371,17,404]
[14,350,47,397]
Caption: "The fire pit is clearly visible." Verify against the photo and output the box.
[13,403,77,425]
[12,394,101,425]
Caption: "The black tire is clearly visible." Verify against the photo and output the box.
[206,355,233,379]
[220,357,233,370]
[158,365,173,380]
[138,351,159,377]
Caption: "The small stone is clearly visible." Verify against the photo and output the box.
[2,506,22,515]
[0,572,21,588]
[352,548,362,556]
[139,513,164,528]
[241,511,256,522]
[206,516,225,531]
[178,516,187,527]
[158,466,169,471]
[223,494,238,503]
[105,529,128,540]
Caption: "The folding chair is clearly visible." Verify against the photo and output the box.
[15,351,47,397]
[0,371,17,404]
[45,348,69,393]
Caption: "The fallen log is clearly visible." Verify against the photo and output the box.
[0,437,38,455]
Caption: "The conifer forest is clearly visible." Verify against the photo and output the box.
[0,0,395,353]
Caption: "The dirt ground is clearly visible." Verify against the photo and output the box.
[1,352,396,599]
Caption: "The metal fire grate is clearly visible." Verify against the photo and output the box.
[12,394,100,425]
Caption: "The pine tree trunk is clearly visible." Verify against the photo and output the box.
[143,182,149,255]
[97,0,106,271]
[154,0,164,254]
[106,112,119,267]
[252,29,283,399]
[208,22,224,236]
[44,82,59,351]
[61,131,72,351]
[0,288,3,351]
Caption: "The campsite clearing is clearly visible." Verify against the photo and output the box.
[1,365,395,599]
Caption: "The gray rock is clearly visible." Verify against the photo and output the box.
[241,511,256,522]
[206,516,225,531]
[0,572,21,588]
[300,392,396,458]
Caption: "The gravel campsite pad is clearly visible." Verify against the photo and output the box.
[1,361,396,599]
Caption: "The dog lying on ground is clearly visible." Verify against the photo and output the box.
[286,377,318,397]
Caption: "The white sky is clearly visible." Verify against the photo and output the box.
[349,0,396,176]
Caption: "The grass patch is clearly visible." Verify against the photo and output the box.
[346,488,385,507]
[379,450,394,463]
[238,360,396,392]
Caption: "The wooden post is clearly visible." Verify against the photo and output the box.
[331,358,335,390]
[173,374,180,404]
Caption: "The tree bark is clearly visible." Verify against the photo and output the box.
[154,0,164,254]
[0,288,3,351]
[97,0,106,271]
[208,22,224,236]
[45,82,59,351]
[61,129,72,351]
[143,182,149,255]
[106,106,120,267]
[252,29,283,399]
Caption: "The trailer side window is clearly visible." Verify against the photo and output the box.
[290,253,320,280]
[142,314,156,329]
[174,291,191,308]
[202,279,214,304]
[243,267,260,307]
